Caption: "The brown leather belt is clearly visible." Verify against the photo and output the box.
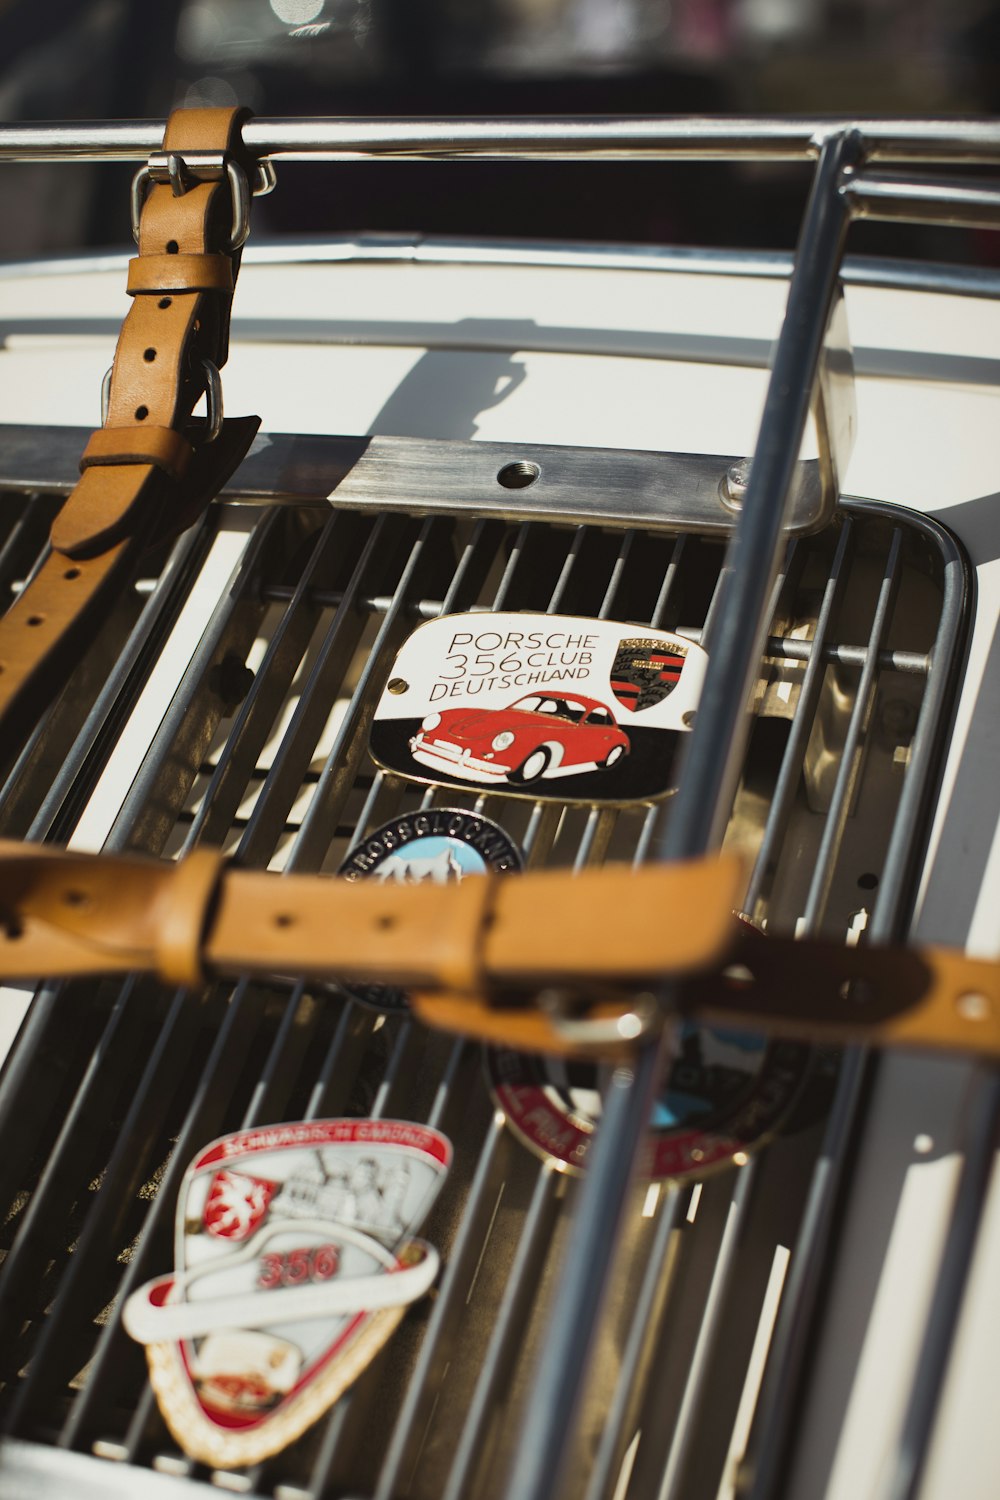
[0,108,262,755]
[0,841,996,1062]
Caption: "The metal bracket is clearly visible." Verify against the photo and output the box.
[720,285,856,531]
[0,425,839,535]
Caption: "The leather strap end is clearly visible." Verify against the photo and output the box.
[154,847,227,990]
[80,425,193,481]
[127,253,235,295]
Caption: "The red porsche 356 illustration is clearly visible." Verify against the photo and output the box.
[409,692,630,785]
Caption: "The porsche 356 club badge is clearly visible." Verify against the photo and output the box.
[123,1119,451,1468]
[337,808,523,1011]
[488,1027,810,1180]
[370,613,707,802]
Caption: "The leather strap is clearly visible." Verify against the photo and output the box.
[0,841,996,1062]
[0,107,261,758]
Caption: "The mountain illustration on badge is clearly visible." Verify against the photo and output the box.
[337,808,523,1012]
[369,612,708,803]
[122,1119,451,1468]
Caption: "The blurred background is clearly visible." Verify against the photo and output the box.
[0,0,997,260]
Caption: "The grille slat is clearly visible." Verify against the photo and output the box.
[580,1181,684,1500]
[656,1157,762,1500]
[181,510,345,854]
[745,518,855,917]
[800,526,904,933]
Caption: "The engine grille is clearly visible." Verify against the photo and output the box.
[0,477,967,1499]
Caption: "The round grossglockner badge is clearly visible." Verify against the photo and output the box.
[486,1025,811,1181]
[337,809,523,1011]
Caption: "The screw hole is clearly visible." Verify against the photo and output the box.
[135,405,149,421]
[166,240,179,254]
[158,297,172,310]
[497,460,540,490]
[857,872,879,890]
[63,567,81,580]
[143,347,156,363]
[375,914,396,931]
[274,913,294,929]
[26,614,44,627]
[63,889,90,909]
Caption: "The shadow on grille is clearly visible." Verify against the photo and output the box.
[0,490,967,1500]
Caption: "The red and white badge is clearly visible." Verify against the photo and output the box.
[487,1027,810,1179]
[369,612,707,803]
[123,1119,450,1468]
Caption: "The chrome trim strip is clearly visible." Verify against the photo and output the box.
[0,425,834,536]
[2,116,1000,164]
[4,236,1000,303]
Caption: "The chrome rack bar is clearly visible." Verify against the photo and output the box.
[1,116,1000,164]
[505,127,865,1500]
[846,172,1000,228]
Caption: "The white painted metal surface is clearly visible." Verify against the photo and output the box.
[0,239,996,1499]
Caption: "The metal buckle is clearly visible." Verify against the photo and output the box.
[537,988,661,1048]
[100,365,112,426]
[99,358,222,443]
[130,150,273,251]
[199,358,223,442]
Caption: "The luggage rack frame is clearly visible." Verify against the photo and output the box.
[0,116,996,1500]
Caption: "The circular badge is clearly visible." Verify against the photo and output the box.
[338,809,523,1012]
[487,1024,811,1180]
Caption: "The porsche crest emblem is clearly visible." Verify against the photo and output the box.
[369,612,707,803]
[609,637,688,713]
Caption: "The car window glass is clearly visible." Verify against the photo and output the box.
[513,696,587,723]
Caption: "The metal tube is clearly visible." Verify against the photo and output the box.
[504,128,862,1500]
[847,172,1000,228]
[1,117,1000,164]
[504,1039,676,1500]
[654,129,863,862]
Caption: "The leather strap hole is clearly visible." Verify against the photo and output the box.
[158,297,172,310]
[166,240,179,254]
[274,913,294,929]
[135,405,149,421]
[26,615,45,627]
[143,347,157,363]
[63,567,81,580]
